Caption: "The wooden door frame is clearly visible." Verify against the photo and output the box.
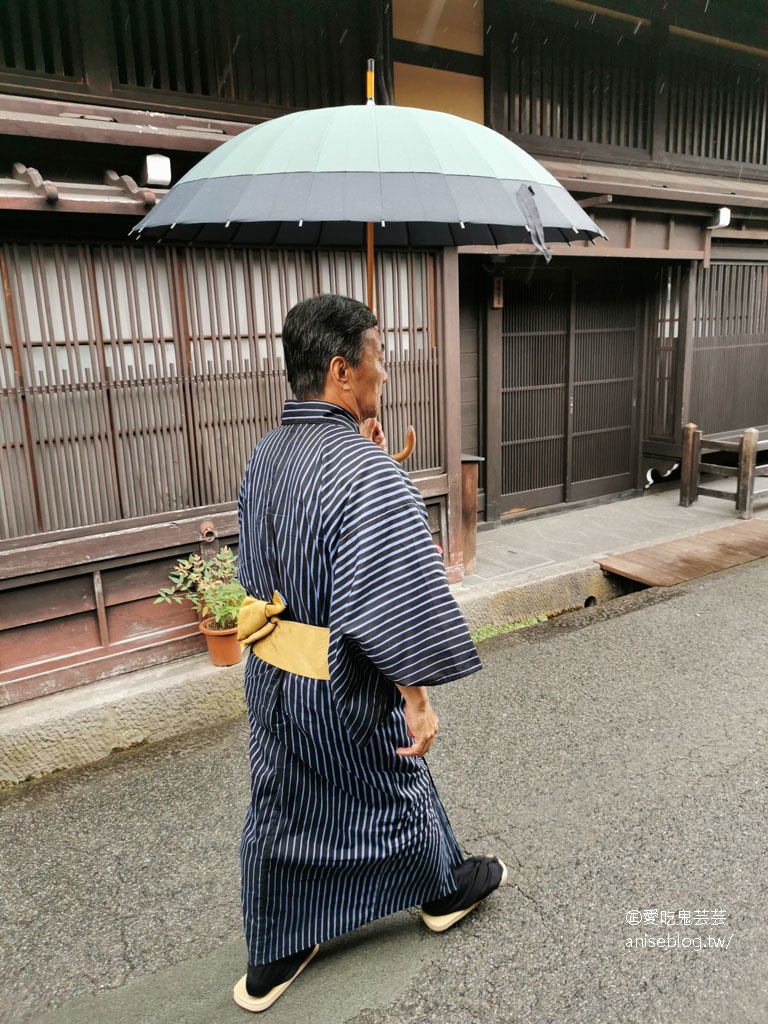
[483,259,652,522]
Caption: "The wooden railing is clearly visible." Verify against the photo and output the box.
[680,423,768,519]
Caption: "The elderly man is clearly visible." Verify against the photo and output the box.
[234,294,505,1012]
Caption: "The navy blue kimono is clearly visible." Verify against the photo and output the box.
[237,400,481,966]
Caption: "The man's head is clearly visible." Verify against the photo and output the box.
[282,294,387,422]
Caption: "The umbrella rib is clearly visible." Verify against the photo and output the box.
[306,118,337,196]
[385,109,464,227]
[373,108,385,223]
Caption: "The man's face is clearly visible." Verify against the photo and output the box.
[348,328,388,421]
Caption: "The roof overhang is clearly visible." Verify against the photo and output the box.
[542,157,768,212]
[0,93,252,153]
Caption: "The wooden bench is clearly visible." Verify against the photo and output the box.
[680,423,768,519]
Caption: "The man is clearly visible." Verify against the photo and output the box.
[234,294,505,1013]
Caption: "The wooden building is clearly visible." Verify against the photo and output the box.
[2,0,767,706]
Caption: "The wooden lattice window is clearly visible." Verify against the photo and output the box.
[665,44,768,166]
[0,0,79,78]
[646,265,683,442]
[493,9,653,151]
[108,0,370,108]
[0,243,440,541]
[689,264,768,433]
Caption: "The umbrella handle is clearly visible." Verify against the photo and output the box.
[392,425,416,464]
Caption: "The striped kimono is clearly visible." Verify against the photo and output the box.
[237,400,482,966]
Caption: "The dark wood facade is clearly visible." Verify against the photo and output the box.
[473,0,768,509]
[2,0,768,704]
[0,237,454,704]
[0,0,381,116]
[0,0,459,704]
[493,266,645,512]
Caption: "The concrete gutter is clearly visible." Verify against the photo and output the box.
[452,558,634,632]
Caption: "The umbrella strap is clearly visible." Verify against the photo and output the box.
[517,184,552,263]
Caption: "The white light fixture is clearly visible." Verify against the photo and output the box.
[707,207,731,229]
[141,153,172,188]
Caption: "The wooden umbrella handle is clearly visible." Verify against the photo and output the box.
[392,425,416,463]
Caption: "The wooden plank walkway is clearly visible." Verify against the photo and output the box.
[596,519,768,587]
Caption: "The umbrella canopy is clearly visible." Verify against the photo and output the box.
[131,104,605,254]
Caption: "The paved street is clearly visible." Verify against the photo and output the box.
[3,560,768,1024]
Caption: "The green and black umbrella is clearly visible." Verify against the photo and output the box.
[132,103,605,268]
[132,98,604,461]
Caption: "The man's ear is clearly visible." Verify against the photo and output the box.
[328,354,352,390]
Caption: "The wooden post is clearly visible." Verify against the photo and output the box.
[737,427,758,519]
[484,303,503,524]
[461,457,483,575]
[678,262,697,440]
[680,422,702,506]
[441,248,464,582]
[74,0,115,97]
[650,24,670,162]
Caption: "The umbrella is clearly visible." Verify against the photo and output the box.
[131,92,605,460]
[131,105,605,278]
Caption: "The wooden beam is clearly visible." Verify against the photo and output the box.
[0,78,290,128]
[0,107,239,152]
[712,228,768,241]
[0,509,240,581]
[578,195,613,209]
[0,195,158,215]
[0,632,206,707]
[410,473,450,499]
[457,244,706,260]
[670,24,768,62]
[555,175,768,209]
[540,0,650,28]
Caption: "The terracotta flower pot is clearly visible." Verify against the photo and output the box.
[199,617,242,667]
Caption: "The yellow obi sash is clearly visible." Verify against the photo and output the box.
[237,592,330,680]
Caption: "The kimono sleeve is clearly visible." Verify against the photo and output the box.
[328,454,482,693]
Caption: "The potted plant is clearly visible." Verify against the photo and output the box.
[155,546,246,666]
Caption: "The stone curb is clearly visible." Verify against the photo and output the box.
[0,655,246,789]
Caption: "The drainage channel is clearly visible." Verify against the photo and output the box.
[457,564,651,643]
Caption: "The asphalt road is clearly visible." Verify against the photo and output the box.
[3,560,768,1024]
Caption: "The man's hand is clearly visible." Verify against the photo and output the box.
[395,685,438,757]
[360,417,388,452]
